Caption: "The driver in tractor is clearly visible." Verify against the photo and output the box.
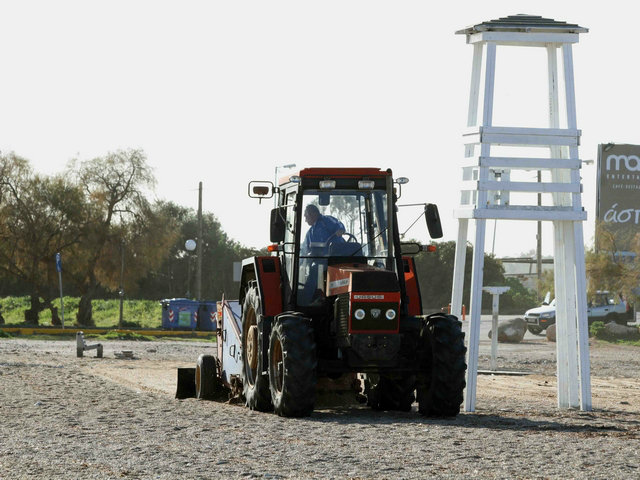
[300,204,346,305]
[301,204,346,256]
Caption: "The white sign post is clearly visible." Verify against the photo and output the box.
[483,286,510,372]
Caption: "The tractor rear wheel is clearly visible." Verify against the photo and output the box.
[241,285,272,411]
[364,373,415,412]
[196,354,217,400]
[268,315,317,417]
[417,313,467,417]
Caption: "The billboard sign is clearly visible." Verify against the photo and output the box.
[597,143,640,252]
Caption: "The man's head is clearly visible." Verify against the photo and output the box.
[304,204,320,226]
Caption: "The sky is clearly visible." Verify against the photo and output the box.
[1,1,638,258]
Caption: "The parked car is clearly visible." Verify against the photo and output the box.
[524,294,556,335]
[524,291,632,335]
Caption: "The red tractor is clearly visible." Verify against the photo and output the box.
[182,167,466,417]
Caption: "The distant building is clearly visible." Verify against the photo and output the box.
[499,257,554,291]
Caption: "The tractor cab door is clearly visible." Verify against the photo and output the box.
[280,188,298,308]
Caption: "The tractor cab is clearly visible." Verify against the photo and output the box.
[251,168,441,312]
[278,172,392,308]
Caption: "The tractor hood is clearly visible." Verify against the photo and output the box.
[326,264,400,296]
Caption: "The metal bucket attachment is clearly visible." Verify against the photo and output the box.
[176,367,196,399]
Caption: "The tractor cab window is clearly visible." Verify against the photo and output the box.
[297,190,389,306]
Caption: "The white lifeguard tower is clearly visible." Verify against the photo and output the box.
[450,15,591,411]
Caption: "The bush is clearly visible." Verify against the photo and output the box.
[590,321,606,339]
[589,320,640,342]
[0,329,12,338]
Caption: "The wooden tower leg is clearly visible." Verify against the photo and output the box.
[451,218,468,317]
[463,218,487,412]
[573,221,592,410]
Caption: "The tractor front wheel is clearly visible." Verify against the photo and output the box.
[241,285,272,411]
[417,313,467,417]
[268,315,317,417]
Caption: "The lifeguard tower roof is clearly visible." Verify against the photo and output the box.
[456,14,588,35]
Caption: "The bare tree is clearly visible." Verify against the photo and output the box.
[66,149,160,325]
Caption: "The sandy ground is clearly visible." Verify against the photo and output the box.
[1,336,639,479]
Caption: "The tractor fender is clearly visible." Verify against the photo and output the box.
[239,256,283,376]
[402,256,423,316]
[239,256,283,316]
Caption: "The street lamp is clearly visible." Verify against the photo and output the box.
[185,239,196,299]
[274,163,296,206]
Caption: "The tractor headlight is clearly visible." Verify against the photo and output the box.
[319,180,336,190]
[385,309,396,320]
[354,309,366,320]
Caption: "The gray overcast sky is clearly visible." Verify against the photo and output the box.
[1,1,637,257]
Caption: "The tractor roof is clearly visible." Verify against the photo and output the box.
[298,167,389,178]
[278,167,392,187]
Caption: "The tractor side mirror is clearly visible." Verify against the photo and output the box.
[270,207,286,243]
[248,181,274,199]
[425,204,443,239]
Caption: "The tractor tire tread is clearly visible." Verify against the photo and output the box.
[418,313,467,417]
[269,316,317,417]
[241,287,273,412]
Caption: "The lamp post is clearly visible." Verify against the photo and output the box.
[185,239,196,299]
[274,164,296,206]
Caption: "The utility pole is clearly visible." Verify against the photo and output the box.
[119,240,125,328]
[196,181,203,301]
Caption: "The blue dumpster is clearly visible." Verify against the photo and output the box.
[160,298,218,331]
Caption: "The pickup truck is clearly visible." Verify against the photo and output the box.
[587,291,632,324]
[524,291,632,335]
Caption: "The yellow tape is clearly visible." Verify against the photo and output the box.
[0,327,215,337]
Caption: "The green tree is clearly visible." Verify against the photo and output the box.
[0,154,85,323]
[537,269,555,300]
[136,202,261,301]
[413,240,535,314]
[586,221,639,302]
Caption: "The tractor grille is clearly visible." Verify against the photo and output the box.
[335,293,350,338]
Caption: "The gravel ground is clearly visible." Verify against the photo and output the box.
[1,336,639,479]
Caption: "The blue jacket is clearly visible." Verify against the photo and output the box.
[303,215,345,255]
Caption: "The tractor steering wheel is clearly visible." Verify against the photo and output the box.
[342,232,357,243]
